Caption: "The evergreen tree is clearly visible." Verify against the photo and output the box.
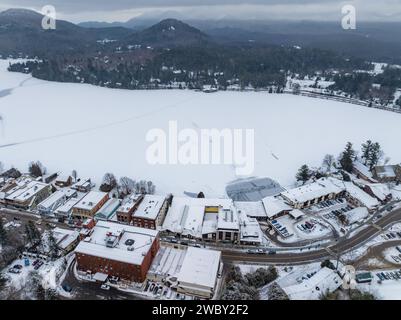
[0,219,8,245]
[339,142,355,173]
[367,142,382,170]
[361,140,373,165]
[47,230,59,259]
[296,165,311,184]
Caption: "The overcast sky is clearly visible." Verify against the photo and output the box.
[0,0,400,23]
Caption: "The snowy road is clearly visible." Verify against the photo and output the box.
[222,206,401,265]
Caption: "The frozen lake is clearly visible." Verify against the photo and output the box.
[0,59,400,197]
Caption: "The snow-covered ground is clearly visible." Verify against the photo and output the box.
[1,59,401,197]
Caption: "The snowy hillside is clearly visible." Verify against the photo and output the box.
[0,59,400,197]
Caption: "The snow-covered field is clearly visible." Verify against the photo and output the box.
[1,59,401,197]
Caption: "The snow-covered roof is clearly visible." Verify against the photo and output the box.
[262,196,292,218]
[118,193,142,213]
[343,207,369,225]
[56,192,86,215]
[342,182,379,209]
[281,178,344,205]
[53,227,79,250]
[374,165,399,179]
[353,161,374,180]
[234,201,267,218]
[177,247,221,289]
[238,210,263,243]
[289,209,305,219]
[133,194,165,220]
[95,198,121,220]
[73,191,108,211]
[162,197,232,238]
[148,246,186,279]
[366,183,391,201]
[217,207,239,231]
[38,190,67,209]
[283,267,342,300]
[5,180,49,202]
[74,220,159,265]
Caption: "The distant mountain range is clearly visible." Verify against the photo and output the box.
[1,8,401,63]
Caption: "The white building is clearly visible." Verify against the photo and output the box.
[282,267,342,300]
[176,247,221,299]
[281,178,345,209]
[37,188,77,215]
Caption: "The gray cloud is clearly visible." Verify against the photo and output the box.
[0,0,400,22]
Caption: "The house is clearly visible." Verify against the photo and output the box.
[51,227,80,255]
[261,196,293,220]
[176,247,221,299]
[74,220,160,282]
[372,165,401,183]
[132,195,168,230]
[55,175,73,187]
[72,178,92,193]
[71,191,109,221]
[363,183,392,204]
[116,194,143,224]
[95,198,121,221]
[352,161,377,183]
[341,181,380,211]
[280,178,345,209]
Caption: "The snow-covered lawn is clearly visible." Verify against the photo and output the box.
[1,59,401,197]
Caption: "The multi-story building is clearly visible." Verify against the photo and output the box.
[116,194,143,224]
[71,191,109,220]
[132,195,168,230]
[74,220,160,282]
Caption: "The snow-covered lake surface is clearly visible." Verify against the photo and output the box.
[1,59,401,197]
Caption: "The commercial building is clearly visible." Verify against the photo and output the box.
[261,196,293,220]
[71,191,109,220]
[280,178,345,209]
[281,267,342,300]
[1,179,52,209]
[37,188,77,215]
[132,195,168,230]
[176,247,221,299]
[75,220,160,282]
[95,198,121,221]
[116,194,143,224]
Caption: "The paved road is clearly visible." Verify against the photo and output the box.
[222,207,401,265]
[61,260,145,300]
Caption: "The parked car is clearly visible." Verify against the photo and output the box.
[13,264,23,270]
[268,251,277,255]
[100,284,110,291]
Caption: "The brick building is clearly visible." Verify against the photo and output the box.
[71,191,109,220]
[132,195,168,230]
[74,220,159,282]
[116,194,143,224]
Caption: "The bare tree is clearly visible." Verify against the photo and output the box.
[28,161,46,178]
[119,177,135,196]
[322,154,335,173]
[100,173,117,192]
[0,161,4,174]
